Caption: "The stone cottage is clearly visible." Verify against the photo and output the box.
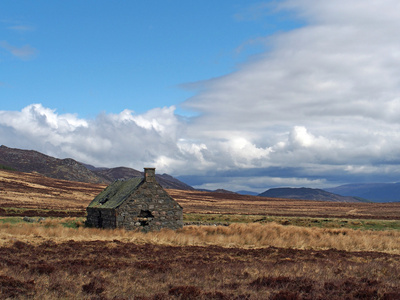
[86,168,183,231]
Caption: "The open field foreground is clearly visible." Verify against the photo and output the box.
[0,221,400,299]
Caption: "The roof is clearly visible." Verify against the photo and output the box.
[88,177,143,209]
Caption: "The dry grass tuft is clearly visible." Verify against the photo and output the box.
[1,220,399,254]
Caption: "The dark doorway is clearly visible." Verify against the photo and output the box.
[98,211,103,228]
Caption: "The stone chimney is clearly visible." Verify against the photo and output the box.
[144,168,156,183]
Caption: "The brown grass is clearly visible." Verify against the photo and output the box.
[0,169,105,211]
[2,169,400,221]
[2,170,400,298]
[168,189,400,220]
[1,237,399,299]
[1,220,399,254]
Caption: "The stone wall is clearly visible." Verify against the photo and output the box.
[86,207,116,229]
[86,179,183,232]
[116,180,183,232]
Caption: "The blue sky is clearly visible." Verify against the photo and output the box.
[1,1,301,117]
[2,0,400,193]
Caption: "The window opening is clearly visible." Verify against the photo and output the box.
[99,196,109,205]
[138,210,154,226]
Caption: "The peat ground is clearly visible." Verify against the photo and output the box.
[1,239,400,299]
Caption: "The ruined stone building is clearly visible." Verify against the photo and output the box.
[86,168,183,231]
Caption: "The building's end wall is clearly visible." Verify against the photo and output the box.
[116,182,183,232]
[86,178,183,231]
[86,207,116,229]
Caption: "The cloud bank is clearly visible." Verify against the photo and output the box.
[2,0,400,191]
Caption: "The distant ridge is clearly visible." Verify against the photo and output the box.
[91,166,142,182]
[0,145,106,184]
[0,145,193,190]
[196,188,237,194]
[258,187,365,203]
[236,190,259,196]
[325,183,400,203]
[92,167,194,190]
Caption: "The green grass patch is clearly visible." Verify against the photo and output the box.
[183,213,400,231]
[0,164,17,171]
[61,217,85,228]
[272,217,400,230]
[2,212,398,231]
[0,215,85,228]
[183,213,263,224]
[0,217,24,224]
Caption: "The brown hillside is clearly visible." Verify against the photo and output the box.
[0,170,105,214]
[0,145,194,190]
[0,145,107,184]
[1,169,400,219]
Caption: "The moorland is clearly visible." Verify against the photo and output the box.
[1,169,400,299]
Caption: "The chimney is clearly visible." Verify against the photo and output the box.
[144,168,156,183]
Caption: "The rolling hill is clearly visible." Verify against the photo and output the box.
[90,166,194,190]
[0,145,105,183]
[0,145,193,190]
[325,183,400,203]
[258,187,365,203]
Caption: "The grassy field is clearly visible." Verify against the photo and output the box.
[184,213,400,231]
[168,189,400,220]
[2,169,400,220]
[0,219,399,299]
[1,217,399,252]
[1,169,400,299]
[0,169,105,211]
[1,240,400,299]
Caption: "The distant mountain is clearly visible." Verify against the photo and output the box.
[91,167,194,190]
[0,145,193,190]
[156,173,195,190]
[325,183,400,203]
[0,145,106,184]
[236,190,259,196]
[258,187,365,203]
[197,188,237,194]
[82,163,108,171]
[92,166,142,182]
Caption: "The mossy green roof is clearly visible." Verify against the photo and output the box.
[88,177,143,209]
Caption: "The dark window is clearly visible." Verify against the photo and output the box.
[99,196,108,204]
[138,210,154,226]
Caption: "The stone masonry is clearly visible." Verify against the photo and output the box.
[86,168,183,232]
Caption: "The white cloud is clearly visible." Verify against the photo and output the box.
[0,104,181,171]
[178,0,400,187]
